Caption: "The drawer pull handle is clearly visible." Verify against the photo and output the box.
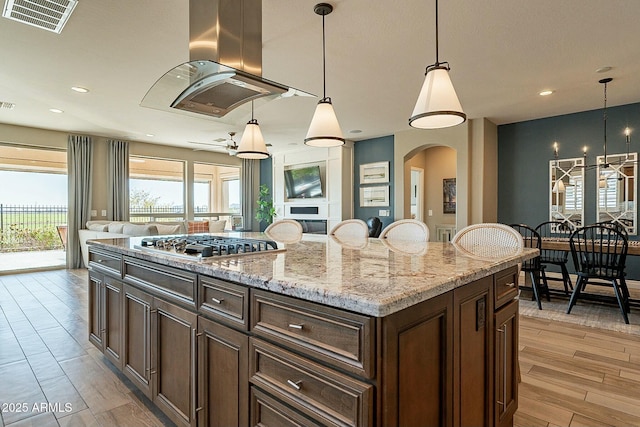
[287,379,302,390]
[288,323,304,330]
[505,282,515,288]
[211,297,224,304]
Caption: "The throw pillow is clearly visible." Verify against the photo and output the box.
[122,223,158,237]
[87,223,109,232]
[187,220,209,234]
[154,223,183,235]
[108,222,126,234]
[209,220,226,233]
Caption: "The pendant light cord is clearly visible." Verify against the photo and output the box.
[322,12,327,100]
[603,81,608,165]
[434,0,439,65]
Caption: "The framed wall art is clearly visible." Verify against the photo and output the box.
[360,185,389,207]
[443,178,456,214]
[360,161,389,184]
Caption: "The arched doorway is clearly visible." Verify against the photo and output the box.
[405,145,457,241]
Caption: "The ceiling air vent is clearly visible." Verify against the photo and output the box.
[0,101,16,110]
[2,0,78,34]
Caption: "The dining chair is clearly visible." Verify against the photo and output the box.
[379,219,429,242]
[451,223,524,259]
[264,219,303,244]
[567,223,631,324]
[510,224,551,310]
[535,220,574,295]
[329,219,369,240]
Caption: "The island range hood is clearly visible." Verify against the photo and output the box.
[141,0,310,119]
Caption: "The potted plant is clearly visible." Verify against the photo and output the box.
[255,184,276,228]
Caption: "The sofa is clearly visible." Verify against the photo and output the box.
[78,219,226,267]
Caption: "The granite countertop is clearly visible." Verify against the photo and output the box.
[88,232,537,317]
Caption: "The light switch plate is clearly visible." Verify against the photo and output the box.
[91,210,97,217]
[378,209,390,216]
[428,210,433,216]
[101,210,107,217]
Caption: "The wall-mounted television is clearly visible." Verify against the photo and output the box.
[284,165,324,199]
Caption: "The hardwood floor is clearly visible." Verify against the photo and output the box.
[0,269,175,427]
[1,269,640,426]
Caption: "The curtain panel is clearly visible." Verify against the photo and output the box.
[107,139,130,221]
[241,159,255,231]
[67,135,93,268]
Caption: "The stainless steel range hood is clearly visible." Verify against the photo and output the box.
[141,0,311,119]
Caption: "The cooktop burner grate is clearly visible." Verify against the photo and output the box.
[138,234,279,258]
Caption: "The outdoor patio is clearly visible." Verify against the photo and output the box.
[0,250,66,274]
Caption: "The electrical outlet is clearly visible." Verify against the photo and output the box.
[91,210,97,217]
[428,209,433,216]
[101,210,107,217]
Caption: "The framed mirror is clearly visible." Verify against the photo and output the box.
[549,157,584,229]
[596,152,637,235]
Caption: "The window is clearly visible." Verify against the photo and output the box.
[129,157,185,222]
[194,162,240,217]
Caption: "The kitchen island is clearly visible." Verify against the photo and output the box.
[87,233,536,427]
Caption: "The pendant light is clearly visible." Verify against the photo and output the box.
[409,0,466,129]
[304,3,345,147]
[236,101,270,159]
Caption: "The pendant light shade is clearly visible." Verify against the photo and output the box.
[409,66,466,129]
[409,0,466,129]
[305,3,344,148]
[236,102,270,159]
[305,98,344,147]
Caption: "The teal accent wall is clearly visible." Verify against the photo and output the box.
[353,135,395,229]
[498,101,640,278]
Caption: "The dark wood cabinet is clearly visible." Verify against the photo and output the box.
[152,298,198,427]
[379,291,453,427]
[123,284,153,398]
[453,276,493,427]
[103,276,123,369]
[197,316,248,427]
[494,299,518,427]
[88,270,123,369]
[88,271,103,351]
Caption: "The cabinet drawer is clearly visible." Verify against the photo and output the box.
[251,387,325,427]
[198,276,248,329]
[250,338,373,427]
[251,289,374,378]
[89,248,122,277]
[123,256,197,309]
[494,266,518,310]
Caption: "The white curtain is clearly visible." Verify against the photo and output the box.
[241,159,255,231]
[67,135,93,268]
[107,139,129,221]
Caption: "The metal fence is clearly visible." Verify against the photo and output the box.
[0,204,67,252]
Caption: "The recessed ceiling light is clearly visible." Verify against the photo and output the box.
[349,129,363,134]
[539,90,554,96]
[71,86,89,93]
[596,66,612,74]
[49,108,63,113]
[145,133,154,137]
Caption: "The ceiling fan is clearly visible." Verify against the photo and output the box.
[188,131,272,156]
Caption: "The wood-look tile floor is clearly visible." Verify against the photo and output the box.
[0,269,175,427]
[2,269,640,426]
